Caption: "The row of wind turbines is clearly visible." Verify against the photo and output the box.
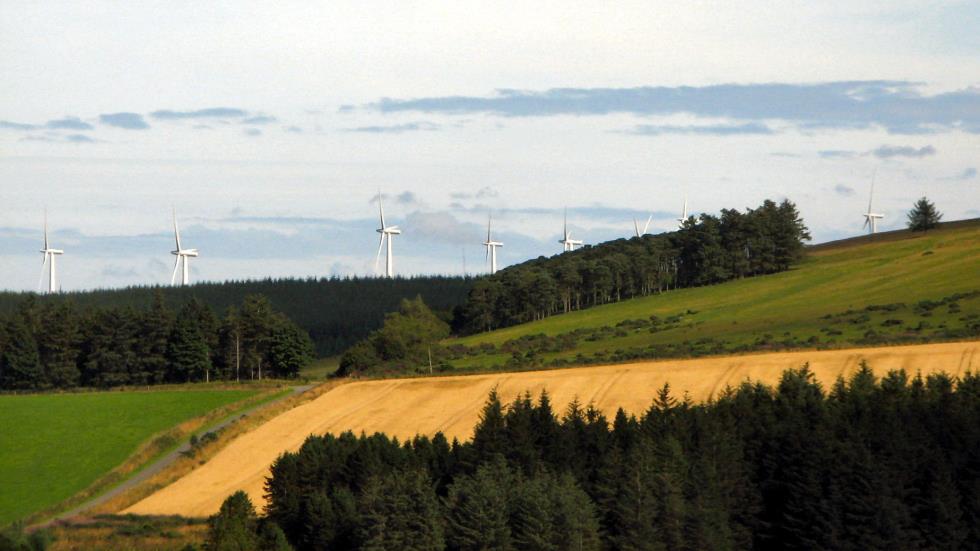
[34,182,885,294]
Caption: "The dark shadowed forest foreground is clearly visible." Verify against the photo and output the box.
[197,364,980,551]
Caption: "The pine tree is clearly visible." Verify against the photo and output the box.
[355,469,444,551]
[167,313,212,383]
[0,315,42,389]
[268,320,314,378]
[445,459,513,551]
[206,490,260,551]
[37,302,81,388]
[136,291,172,384]
[906,197,942,231]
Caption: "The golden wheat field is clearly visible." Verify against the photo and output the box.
[125,341,978,517]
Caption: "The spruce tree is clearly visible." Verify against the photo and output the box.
[445,459,513,551]
[0,316,42,389]
[906,197,942,231]
[37,302,81,388]
[137,291,173,384]
[167,313,212,383]
[206,491,260,551]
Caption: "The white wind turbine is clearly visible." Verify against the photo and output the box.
[559,208,583,252]
[484,212,503,274]
[676,195,689,228]
[633,213,653,238]
[170,209,199,286]
[862,172,884,234]
[375,192,401,278]
[38,211,64,294]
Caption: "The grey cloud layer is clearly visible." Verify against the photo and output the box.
[151,107,248,119]
[623,122,775,136]
[369,81,980,134]
[99,112,149,129]
[345,121,440,133]
[819,144,937,160]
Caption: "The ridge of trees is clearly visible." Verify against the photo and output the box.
[0,292,313,391]
[206,364,980,550]
[0,276,474,357]
[454,199,810,334]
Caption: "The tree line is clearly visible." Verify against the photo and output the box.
[0,293,314,390]
[0,276,474,357]
[204,364,979,550]
[454,199,810,333]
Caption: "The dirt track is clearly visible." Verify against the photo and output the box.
[125,341,979,517]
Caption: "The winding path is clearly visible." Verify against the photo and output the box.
[48,384,314,524]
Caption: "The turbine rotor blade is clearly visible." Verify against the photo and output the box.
[378,191,386,229]
[375,233,386,272]
[173,208,182,251]
[39,254,48,292]
[633,218,639,237]
[643,214,652,235]
[171,255,181,285]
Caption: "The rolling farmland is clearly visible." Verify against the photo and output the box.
[0,389,257,524]
[125,340,978,517]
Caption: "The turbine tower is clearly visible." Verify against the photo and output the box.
[170,209,199,286]
[862,173,884,234]
[375,192,401,278]
[38,211,64,294]
[559,208,583,252]
[633,214,652,238]
[676,196,689,228]
[483,212,503,274]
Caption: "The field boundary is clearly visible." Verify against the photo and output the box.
[23,386,283,527]
[80,379,347,518]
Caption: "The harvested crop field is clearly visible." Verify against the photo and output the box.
[126,341,979,517]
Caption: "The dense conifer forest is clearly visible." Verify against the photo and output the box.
[0,293,314,390]
[207,364,980,550]
[0,276,474,357]
[454,199,810,334]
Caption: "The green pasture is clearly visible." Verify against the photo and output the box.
[0,389,257,525]
[448,223,980,368]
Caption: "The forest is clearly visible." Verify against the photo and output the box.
[454,199,810,333]
[0,293,314,390]
[206,364,980,550]
[0,276,474,357]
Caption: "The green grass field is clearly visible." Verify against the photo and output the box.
[0,389,258,525]
[447,221,980,369]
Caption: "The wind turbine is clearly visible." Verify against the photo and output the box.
[375,191,401,278]
[559,208,583,252]
[38,211,63,294]
[170,209,199,286]
[676,195,689,228]
[862,172,884,234]
[633,214,653,238]
[483,212,503,274]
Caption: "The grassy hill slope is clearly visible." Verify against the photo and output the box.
[0,389,259,525]
[448,221,980,369]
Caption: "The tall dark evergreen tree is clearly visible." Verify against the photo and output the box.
[906,197,942,231]
[0,315,42,389]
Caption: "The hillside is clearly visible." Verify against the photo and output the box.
[124,341,979,517]
[0,388,260,524]
[445,221,980,369]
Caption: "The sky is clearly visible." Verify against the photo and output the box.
[1,1,978,291]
